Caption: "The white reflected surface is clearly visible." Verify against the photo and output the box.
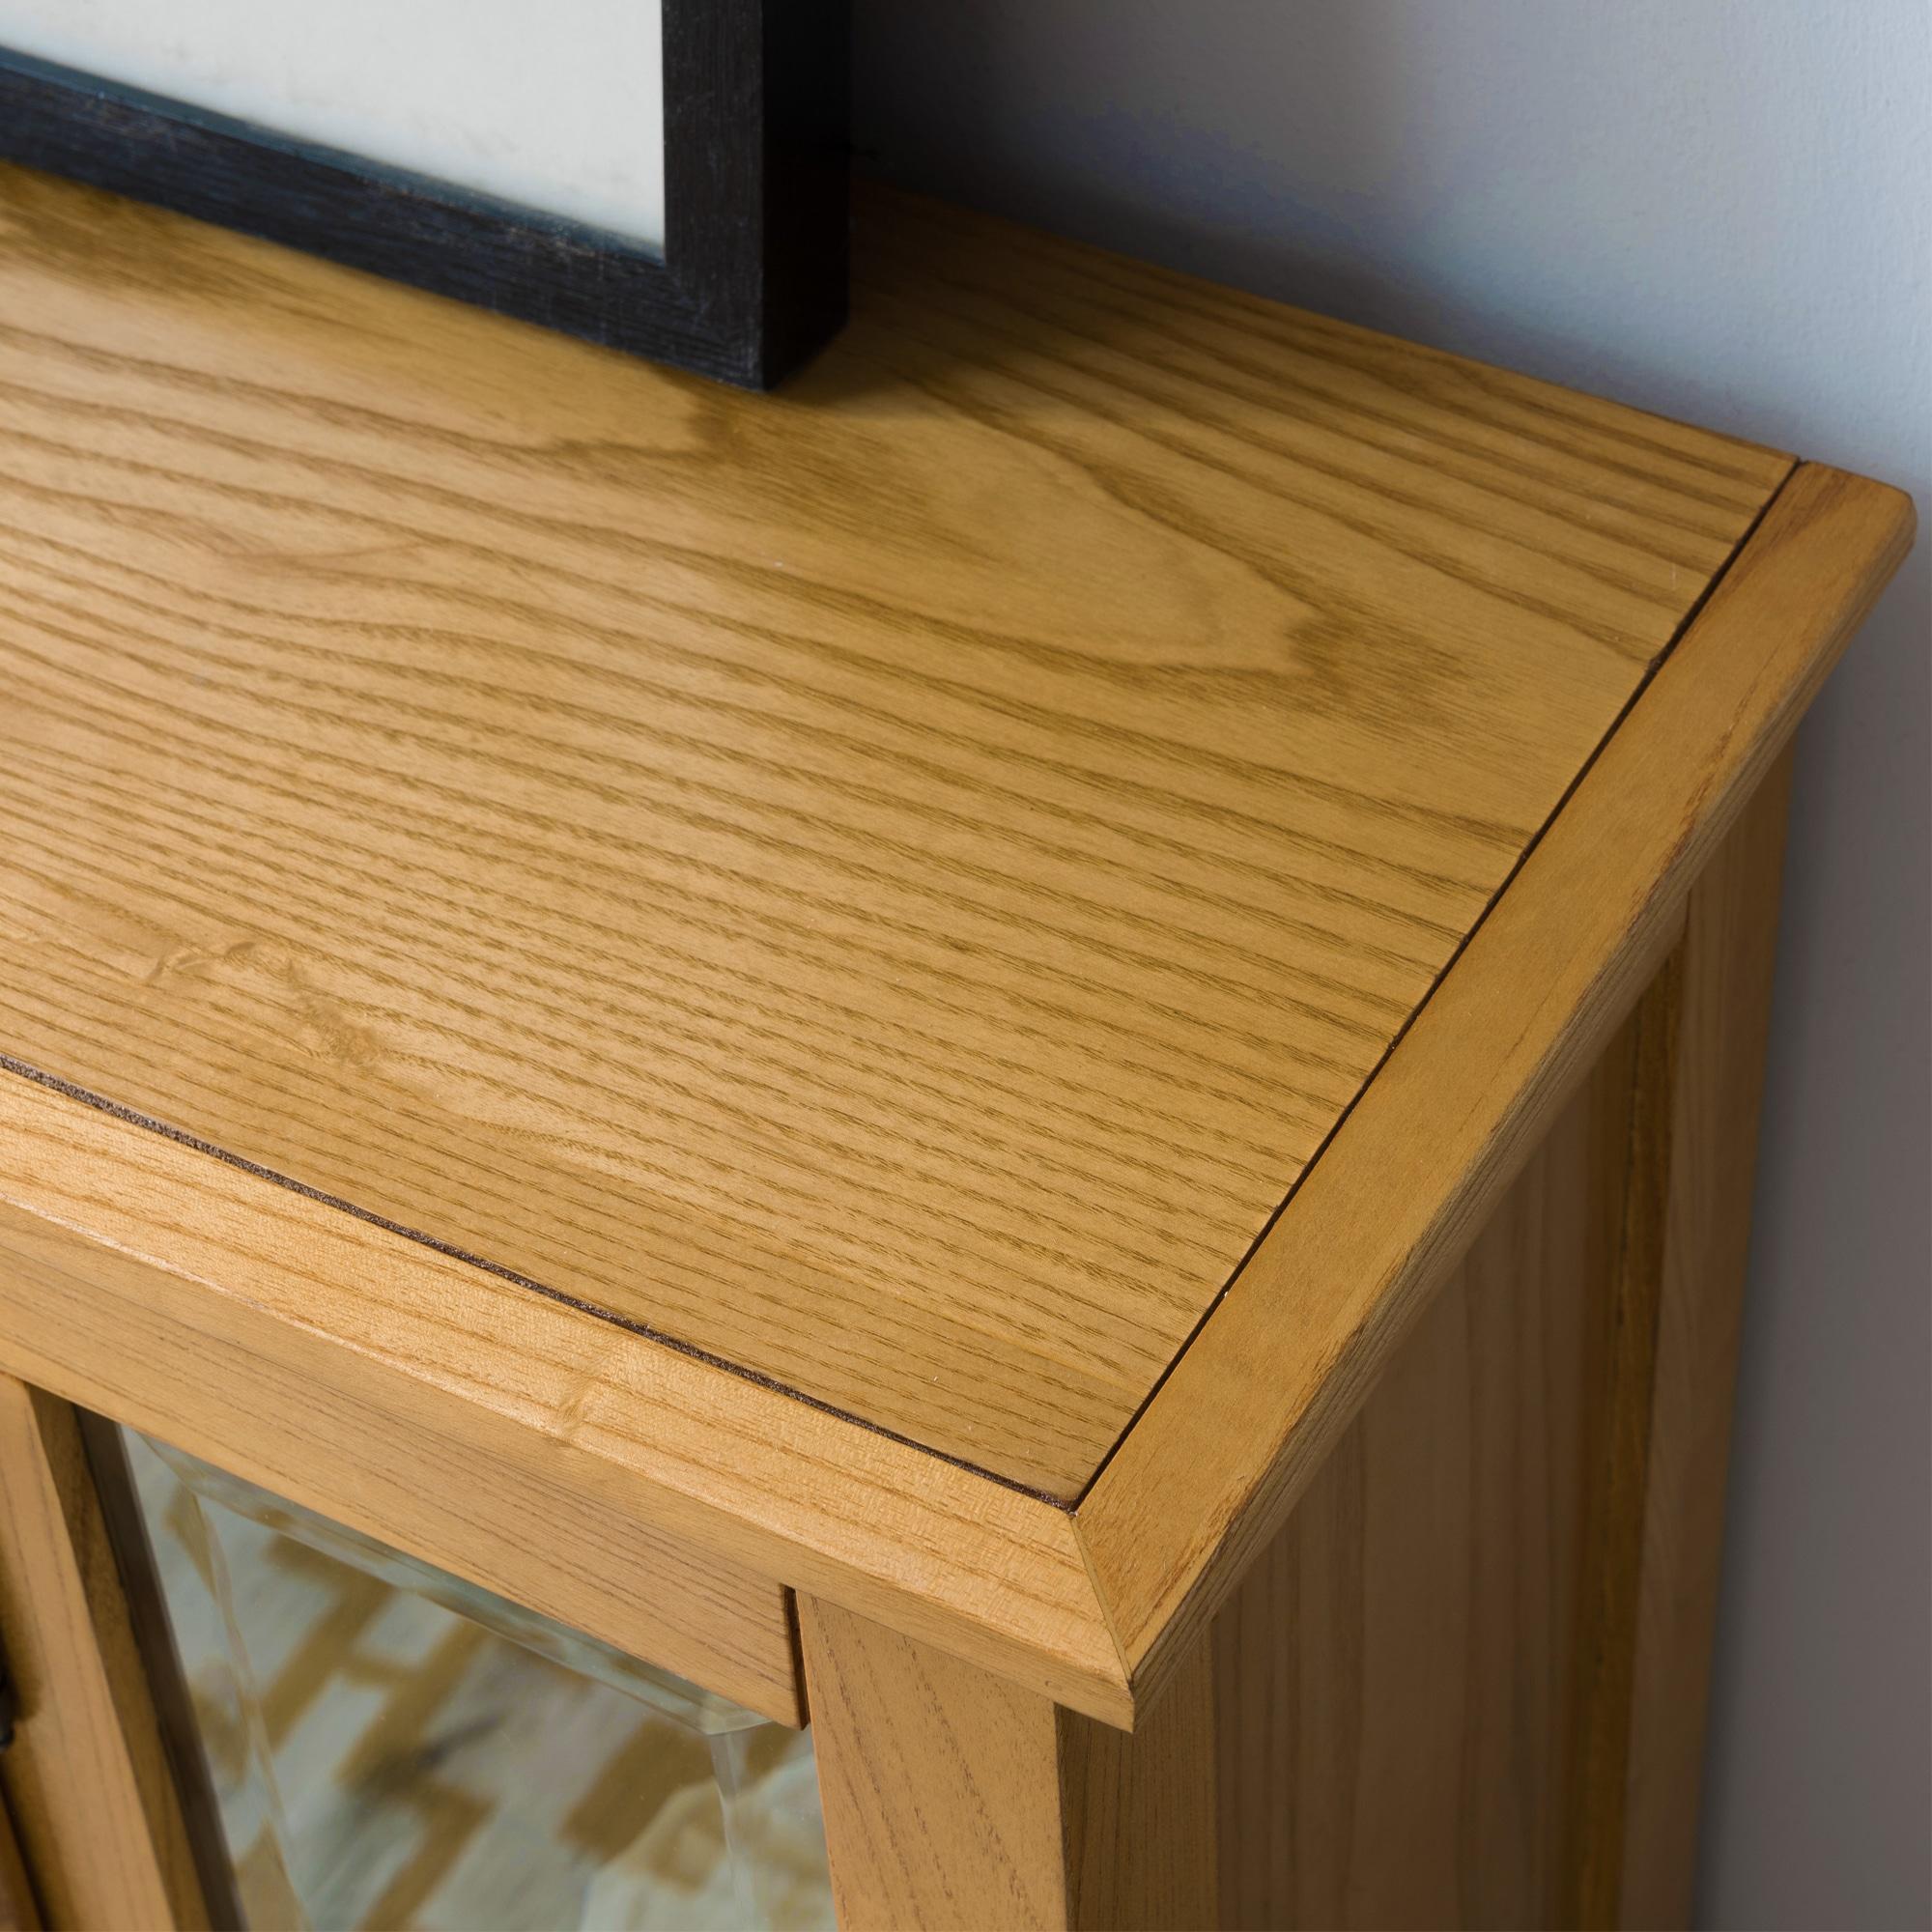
[122,1428,833,1930]
[0,0,667,249]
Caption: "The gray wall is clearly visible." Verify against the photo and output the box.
[851,5,1931,1923]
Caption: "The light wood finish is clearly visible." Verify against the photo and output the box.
[0,160,1912,1775]
[802,1595,1215,1931]
[0,1074,1127,1727]
[1209,764,1791,1930]
[1080,465,1915,1705]
[0,162,1790,1498]
[0,1375,208,1931]
[77,1412,276,1932]
[0,1089,808,1729]
[1212,1019,1623,1929]
[0,1797,38,1932]
[0,146,1912,1932]
[792,765,1797,1928]
[1561,948,1690,1930]
[1603,750,1794,1929]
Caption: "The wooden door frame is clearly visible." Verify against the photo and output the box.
[0,1376,210,1930]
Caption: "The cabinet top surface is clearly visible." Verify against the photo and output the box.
[0,165,1789,1498]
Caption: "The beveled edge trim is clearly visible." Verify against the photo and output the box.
[1074,463,1916,1706]
[3,462,1903,1737]
[0,1072,1131,1728]
[0,1113,801,1729]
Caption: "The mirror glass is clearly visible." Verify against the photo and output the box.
[106,1426,832,1930]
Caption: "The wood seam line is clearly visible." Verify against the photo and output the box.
[0,468,1893,1739]
[0,388,1791,1528]
[0,1051,1072,1511]
[0,1077,1133,1725]
[1065,452,1796,1507]
[0,157,1804,1503]
[781,1587,812,1730]
[1076,462,1916,1704]
[1069,1512,1138,1709]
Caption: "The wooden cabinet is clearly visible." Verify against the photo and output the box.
[0,159,1911,1929]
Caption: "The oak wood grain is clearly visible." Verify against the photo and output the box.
[1206,760,1795,1932]
[802,1594,1214,1931]
[805,1597,1070,1930]
[1601,752,1794,1928]
[0,1074,808,1725]
[800,756,1799,1929]
[1079,465,1915,1699]
[1212,1016,1625,1929]
[1057,1637,1217,1930]
[0,162,1789,1496]
[1559,942,1691,1929]
[0,1375,208,1931]
[0,1074,1130,1727]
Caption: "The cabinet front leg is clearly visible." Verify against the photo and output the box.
[801,1595,1214,1931]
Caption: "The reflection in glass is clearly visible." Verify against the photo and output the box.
[118,1429,831,1931]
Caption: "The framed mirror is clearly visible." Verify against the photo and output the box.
[0,0,848,387]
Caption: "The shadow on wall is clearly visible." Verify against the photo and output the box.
[854,2,1417,346]
[852,0,1931,464]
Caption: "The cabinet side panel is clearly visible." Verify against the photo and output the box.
[1211,1035,1623,1928]
[1210,762,1791,1930]
[1609,753,1793,1926]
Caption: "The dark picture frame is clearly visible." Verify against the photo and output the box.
[0,0,849,388]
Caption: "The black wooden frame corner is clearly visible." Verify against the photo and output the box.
[0,0,848,389]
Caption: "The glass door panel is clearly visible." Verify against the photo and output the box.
[106,1427,832,1931]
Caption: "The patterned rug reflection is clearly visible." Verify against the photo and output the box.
[126,1432,834,1932]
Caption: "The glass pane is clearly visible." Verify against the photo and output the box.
[115,1428,832,1931]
